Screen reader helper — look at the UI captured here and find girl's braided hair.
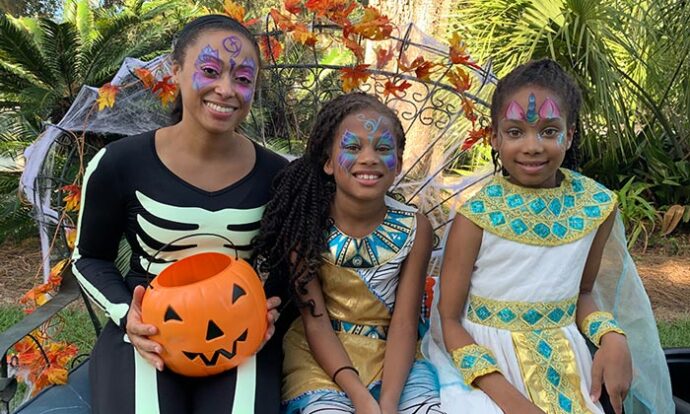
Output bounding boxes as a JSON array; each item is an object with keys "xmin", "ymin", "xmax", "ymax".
[
  {"xmin": 253, "ymin": 92, "xmax": 405, "ymax": 313},
  {"xmin": 489, "ymin": 58, "xmax": 583, "ymax": 172}
]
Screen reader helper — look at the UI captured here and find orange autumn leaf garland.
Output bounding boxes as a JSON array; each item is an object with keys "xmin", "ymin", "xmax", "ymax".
[
  {"xmin": 224, "ymin": 0, "xmax": 259, "ymax": 27},
  {"xmin": 152, "ymin": 76, "xmax": 178, "ymax": 108},
  {"xmin": 340, "ymin": 64, "xmax": 370, "ymax": 92},
  {"xmin": 134, "ymin": 67, "xmax": 156, "ymax": 89},
  {"xmin": 383, "ymin": 80, "xmax": 412, "ymax": 98},
  {"xmin": 96, "ymin": 83, "xmax": 119, "ymax": 111}
]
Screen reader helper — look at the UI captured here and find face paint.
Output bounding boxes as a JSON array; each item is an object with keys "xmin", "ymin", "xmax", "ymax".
[
  {"xmin": 192, "ymin": 45, "xmax": 221, "ymax": 90},
  {"xmin": 375, "ymin": 130, "xmax": 397, "ymax": 171},
  {"xmin": 525, "ymin": 93, "xmax": 538, "ymax": 124},
  {"xmin": 505, "ymin": 101, "xmax": 525, "ymax": 121},
  {"xmin": 233, "ymin": 57, "xmax": 256, "ymax": 103},
  {"xmin": 539, "ymin": 97, "xmax": 561, "ymax": 120},
  {"xmin": 355, "ymin": 113, "xmax": 398, "ymax": 170},
  {"xmin": 222, "ymin": 35, "xmax": 243, "ymax": 71},
  {"xmin": 356, "ymin": 114, "xmax": 383, "ymax": 135},
  {"xmin": 338, "ymin": 130, "xmax": 360, "ymax": 171},
  {"xmin": 556, "ymin": 131, "xmax": 566, "ymax": 147}
]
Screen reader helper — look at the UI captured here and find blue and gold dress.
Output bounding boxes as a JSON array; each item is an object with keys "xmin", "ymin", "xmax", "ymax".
[
  {"xmin": 282, "ymin": 197, "xmax": 443, "ymax": 414},
  {"xmin": 426, "ymin": 169, "xmax": 619, "ymax": 413}
]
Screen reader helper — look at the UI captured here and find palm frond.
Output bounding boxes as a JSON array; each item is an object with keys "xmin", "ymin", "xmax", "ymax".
[
  {"xmin": 0, "ymin": 14, "xmax": 55, "ymax": 86},
  {"xmin": 40, "ymin": 18, "xmax": 82, "ymax": 100}
]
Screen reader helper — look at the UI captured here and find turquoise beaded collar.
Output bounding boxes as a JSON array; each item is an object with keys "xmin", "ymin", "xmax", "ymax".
[
  {"xmin": 325, "ymin": 207, "xmax": 415, "ymax": 268},
  {"xmin": 460, "ymin": 169, "xmax": 616, "ymax": 246}
]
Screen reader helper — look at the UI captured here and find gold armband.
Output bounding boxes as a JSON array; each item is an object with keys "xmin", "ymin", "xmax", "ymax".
[
  {"xmin": 450, "ymin": 344, "xmax": 501, "ymax": 387},
  {"xmin": 580, "ymin": 311, "xmax": 625, "ymax": 347}
]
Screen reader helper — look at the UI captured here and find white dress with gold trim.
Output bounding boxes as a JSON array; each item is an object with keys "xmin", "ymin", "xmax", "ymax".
[{"xmin": 425, "ymin": 169, "xmax": 621, "ymax": 413}]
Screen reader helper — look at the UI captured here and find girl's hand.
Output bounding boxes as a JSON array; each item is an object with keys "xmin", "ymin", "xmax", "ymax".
[
  {"xmin": 126, "ymin": 285, "xmax": 164, "ymax": 371},
  {"xmin": 352, "ymin": 394, "xmax": 382, "ymax": 414},
  {"xmin": 590, "ymin": 333, "xmax": 632, "ymax": 414},
  {"xmin": 507, "ymin": 400, "xmax": 546, "ymax": 414},
  {"xmin": 257, "ymin": 296, "xmax": 281, "ymax": 352}
]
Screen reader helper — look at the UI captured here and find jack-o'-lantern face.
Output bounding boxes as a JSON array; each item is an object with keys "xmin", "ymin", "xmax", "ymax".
[{"xmin": 141, "ymin": 252, "xmax": 267, "ymax": 377}]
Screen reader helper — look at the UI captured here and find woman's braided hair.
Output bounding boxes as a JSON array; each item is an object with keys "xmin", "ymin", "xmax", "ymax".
[
  {"xmin": 253, "ymin": 92, "xmax": 405, "ymax": 314},
  {"xmin": 489, "ymin": 58, "xmax": 583, "ymax": 173}
]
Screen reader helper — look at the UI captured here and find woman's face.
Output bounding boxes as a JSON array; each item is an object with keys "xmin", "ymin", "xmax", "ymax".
[{"xmin": 173, "ymin": 29, "xmax": 259, "ymax": 135}]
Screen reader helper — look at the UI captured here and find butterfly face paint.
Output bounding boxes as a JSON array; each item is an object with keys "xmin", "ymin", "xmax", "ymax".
[
  {"xmin": 192, "ymin": 45, "xmax": 221, "ymax": 90},
  {"xmin": 375, "ymin": 131, "xmax": 397, "ymax": 171},
  {"xmin": 336, "ymin": 113, "xmax": 398, "ymax": 173},
  {"xmin": 338, "ymin": 130, "xmax": 360, "ymax": 171},
  {"xmin": 234, "ymin": 57, "xmax": 256, "ymax": 103},
  {"xmin": 357, "ymin": 114, "xmax": 398, "ymax": 171}
]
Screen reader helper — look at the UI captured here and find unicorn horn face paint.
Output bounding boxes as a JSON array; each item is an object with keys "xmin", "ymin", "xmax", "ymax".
[{"xmin": 494, "ymin": 86, "xmax": 571, "ymax": 189}]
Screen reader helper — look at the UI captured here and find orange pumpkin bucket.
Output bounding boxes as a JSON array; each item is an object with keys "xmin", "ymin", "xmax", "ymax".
[{"xmin": 141, "ymin": 252, "xmax": 267, "ymax": 377}]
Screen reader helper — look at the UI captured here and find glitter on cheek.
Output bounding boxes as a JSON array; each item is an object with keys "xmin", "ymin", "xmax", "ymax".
[{"xmin": 556, "ymin": 131, "xmax": 566, "ymax": 147}]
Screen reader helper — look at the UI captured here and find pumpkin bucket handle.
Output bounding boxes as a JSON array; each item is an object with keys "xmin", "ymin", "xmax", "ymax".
[{"xmin": 144, "ymin": 232, "xmax": 239, "ymax": 281}]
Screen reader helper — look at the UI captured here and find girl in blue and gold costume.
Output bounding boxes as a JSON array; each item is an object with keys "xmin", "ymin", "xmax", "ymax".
[
  {"xmin": 423, "ymin": 59, "xmax": 674, "ymax": 414},
  {"xmin": 254, "ymin": 92, "xmax": 444, "ymax": 413}
]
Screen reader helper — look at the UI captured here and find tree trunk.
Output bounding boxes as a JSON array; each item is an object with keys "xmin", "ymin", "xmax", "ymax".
[{"xmin": 370, "ymin": 0, "xmax": 453, "ymax": 181}]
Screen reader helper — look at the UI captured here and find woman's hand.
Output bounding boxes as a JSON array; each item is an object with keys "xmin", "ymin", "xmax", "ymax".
[
  {"xmin": 591, "ymin": 333, "xmax": 632, "ymax": 414},
  {"xmin": 126, "ymin": 285, "xmax": 164, "ymax": 371},
  {"xmin": 257, "ymin": 296, "xmax": 281, "ymax": 352}
]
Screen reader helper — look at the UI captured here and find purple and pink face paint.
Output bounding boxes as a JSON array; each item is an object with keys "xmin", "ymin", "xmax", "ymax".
[
  {"xmin": 337, "ymin": 113, "xmax": 398, "ymax": 172},
  {"xmin": 191, "ymin": 36, "xmax": 257, "ymax": 103},
  {"xmin": 504, "ymin": 93, "xmax": 567, "ymax": 146}
]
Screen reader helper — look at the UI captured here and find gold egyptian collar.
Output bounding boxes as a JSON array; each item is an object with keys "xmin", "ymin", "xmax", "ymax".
[{"xmin": 460, "ymin": 169, "xmax": 616, "ymax": 246}]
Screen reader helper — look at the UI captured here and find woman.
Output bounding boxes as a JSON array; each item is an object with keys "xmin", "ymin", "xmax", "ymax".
[{"xmin": 72, "ymin": 15, "xmax": 288, "ymax": 414}]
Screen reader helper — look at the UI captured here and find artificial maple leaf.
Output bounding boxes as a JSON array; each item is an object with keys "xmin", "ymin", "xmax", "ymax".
[
  {"xmin": 447, "ymin": 66, "xmax": 472, "ymax": 93},
  {"xmin": 349, "ymin": 6, "xmax": 393, "ymax": 40},
  {"xmin": 152, "ymin": 76, "xmax": 177, "ymax": 108},
  {"xmin": 284, "ymin": 0, "xmax": 304, "ymax": 14},
  {"xmin": 397, "ymin": 55, "xmax": 438, "ymax": 80},
  {"xmin": 342, "ymin": 35, "xmax": 364, "ymax": 61},
  {"xmin": 96, "ymin": 83, "xmax": 118, "ymax": 111},
  {"xmin": 224, "ymin": 0, "xmax": 259, "ymax": 27},
  {"xmin": 449, "ymin": 32, "xmax": 471, "ymax": 65},
  {"xmin": 61, "ymin": 184, "xmax": 80, "ymax": 212},
  {"xmin": 375, "ymin": 46, "xmax": 395, "ymax": 69},
  {"xmin": 292, "ymin": 23, "xmax": 318, "ymax": 46},
  {"xmin": 134, "ymin": 68, "xmax": 155, "ymax": 89},
  {"xmin": 306, "ymin": 0, "xmax": 355, "ymax": 23},
  {"xmin": 259, "ymin": 35, "xmax": 283, "ymax": 61},
  {"xmin": 340, "ymin": 64, "xmax": 370, "ymax": 92},
  {"xmin": 66, "ymin": 227, "xmax": 76, "ymax": 250},
  {"xmin": 415, "ymin": 60, "xmax": 438, "ymax": 81},
  {"xmin": 383, "ymin": 79, "xmax": 412, "ymax": 98},
  {"xmin": 462, "ymin": 96, "xmax": 478, "ymax": 125},
  {"xmin": 462, "ymin": 126, "xmax": 491, "ymax": 151},
  {"xmin": 270, "ymin": 8, "xmax": 296, "ymax": 32}
]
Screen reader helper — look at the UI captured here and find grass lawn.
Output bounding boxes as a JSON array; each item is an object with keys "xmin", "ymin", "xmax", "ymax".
[{"xmin": 2, "ymin": 304, "xmax": 690, "ymax": 355}]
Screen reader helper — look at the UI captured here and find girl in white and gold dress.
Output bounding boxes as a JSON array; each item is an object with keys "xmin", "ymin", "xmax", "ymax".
[{"xmin": 423, "ymin": 59, "xmax": 674, "ymax": 414}]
